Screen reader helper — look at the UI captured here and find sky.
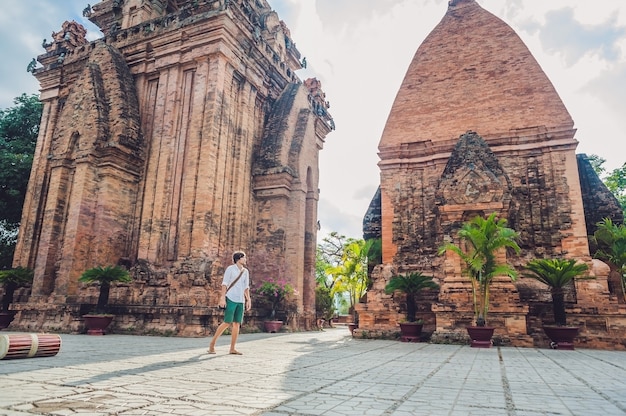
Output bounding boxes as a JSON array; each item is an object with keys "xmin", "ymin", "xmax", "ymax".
[{"xmin": 1, "ymin": 0, "xmax": 625, "ymax": 241}]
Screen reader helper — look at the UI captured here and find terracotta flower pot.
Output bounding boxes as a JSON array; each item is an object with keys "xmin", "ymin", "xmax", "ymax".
[
  {"xmin": 83, "ymin": 314, "xmax": 114, "ymax": 335},
  {"xmin": 264, "ymin": 320, "xmax": 283, "ymax": 333},
  {"xmin": 399, "ymin": 322, "xmax": 423, "ymax": 342},
  {"xmin": 466, "ymin": 326, "xmax": 495, "ymax": 348},
  {"xmin": 542, "ymin": 326, "xmax": 579, "ymax": 350}
]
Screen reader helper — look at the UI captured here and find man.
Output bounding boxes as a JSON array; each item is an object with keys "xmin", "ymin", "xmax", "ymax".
[{"xmin": 208, "ymin": 251, "xmax": 251, "ymax": 355}]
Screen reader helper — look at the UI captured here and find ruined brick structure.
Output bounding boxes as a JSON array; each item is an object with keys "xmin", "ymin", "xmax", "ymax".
[
  {"xmin": 11, "ymin": 0, "xmax": 333, "ymax": 335},
  {"xmin": 359, "ymin": 0, "xmax": 626, "ymax": 349}
]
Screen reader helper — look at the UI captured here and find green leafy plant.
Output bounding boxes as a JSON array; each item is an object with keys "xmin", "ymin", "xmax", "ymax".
[
  {"xmin": 590, "ymin": 218, "xmax": 626, "ymax": 301},
  {"xmin": 255, "ymin": 278, "xmax": 294, "ymax": 319},
  {"xmin": 384, "ymin": 272, "xmax": 439, "ymax": 322},
  {"xmin": 79, "ymin": 265, "xmax": 131, "ymax": 314},
  {"xmin": 438, "ymin": 212, "xmax": 520, "ymax": 326},
  {"xmin": 315, "ymin": 284, "xmax": 335, "ymax": 325},
  {"xmin": 0, "ymin": 266, "xmax": 33, "ymax": 311},
  {"xmin": 523, "ymin": 258, "xmax": 590, "ymax": 326}
]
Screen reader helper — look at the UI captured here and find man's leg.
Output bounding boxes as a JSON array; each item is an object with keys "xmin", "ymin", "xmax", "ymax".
[
  {"xmin": 229, "ymin": 322, "xmax": 241, "ymax": 354},
  {"xmin": 208, "ymin": 322, "xmax": 230, "ymax": 353}
]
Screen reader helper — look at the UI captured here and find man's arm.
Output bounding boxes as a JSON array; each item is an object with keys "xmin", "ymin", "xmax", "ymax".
[
  {"xmin": 244, "ymin": 287, "xmax": 251, "ymax": 311},
  {"xmin": 218, "ymin": 284, "xmax": 227, "ymax": 308}
]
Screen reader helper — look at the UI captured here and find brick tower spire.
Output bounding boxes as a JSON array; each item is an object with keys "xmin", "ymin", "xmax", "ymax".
[{"xmin": 379, "ymin": 0, "xmax": 574, "ymax": 150}]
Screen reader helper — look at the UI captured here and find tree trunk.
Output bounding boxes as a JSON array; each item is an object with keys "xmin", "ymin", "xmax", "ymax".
[
  {"xmin": 97, "ymin": 282, "xmax": 110, "ymax": 312},
  {"xmin": 406, "ymin": 294, "xmax": 417, "ymax": 322},
  {"xmin": 1, "ymin": 281, "xmax": 17, "ymax": 311},
  {"xmin": 551, "ymin": 288, "xmax": 566, "ymax": 326}
]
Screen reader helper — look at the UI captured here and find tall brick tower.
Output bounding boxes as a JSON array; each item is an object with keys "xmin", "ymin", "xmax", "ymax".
[
  {"xmin": 12, "ymin": 0, "xmax": 333, "ymax": 334},
  {"xmin": 359, "ymin": 0, "xmax": 626, "ymax": 348}
]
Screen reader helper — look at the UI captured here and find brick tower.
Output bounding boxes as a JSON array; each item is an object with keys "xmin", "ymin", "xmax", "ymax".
[
  {"xmin": 359, "ymin": 0, "xmax": 626, "ymax": 348},
  {"xmin": 12, "ymin": 0, "xmax": 333, "ymax": 334}
]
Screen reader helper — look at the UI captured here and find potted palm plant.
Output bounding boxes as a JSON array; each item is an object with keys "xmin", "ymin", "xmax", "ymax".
[
  {"xmin": 438, "ymin": 212, "xmax": 520, "ymax": 347},
  {"xmin": 79, "ymin": 265, "xmax": 132, "ymax": 335},
  {"xmin": 523, "ymin": 258, "xmax": 589, "ymax": 349},
  {"xmin": 0, "ymin": 267, "xmax": 33, "ymax": 329},
  {"xmin": 384, "ymin": 272, "xmax": 439, "ymax": 342}
]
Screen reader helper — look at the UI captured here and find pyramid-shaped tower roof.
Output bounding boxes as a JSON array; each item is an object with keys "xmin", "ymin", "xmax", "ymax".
[{"xmin": 379, "ymin": 0, "xmax": 574, "ymax": 150}]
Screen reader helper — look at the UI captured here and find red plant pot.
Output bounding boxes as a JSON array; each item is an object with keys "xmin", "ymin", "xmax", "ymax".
[
  {"xmin": 83, "ymin": 314, "xmax": 114, "ymax": 335},
  {"xmin": 399, "ymin": 322, "xmax": 423, "ymax": 342},
  {"xmin": 264, "ymin": 320, "xmax": 283, "ymax": 333},
  {"xmin": 542, "ymin": 326, "xmax": 579, "ymax": 350},
  {"xmin": 466, "ymin": 326, "xmax": 495, "ymax": 348}
]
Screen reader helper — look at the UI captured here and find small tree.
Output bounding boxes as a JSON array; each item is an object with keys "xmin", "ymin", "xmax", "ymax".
[
  {"xmin": 255, "ymin": 278, "xmax": 294, "ymax": 320},
  {"xmin": 590, "ymin": 218, "xmax": 626, "ymax": 301},
  {"xmin": 0, "ymin": 220, "xmax": 19, "ymax": 270},
  {"xmin": 79, "ymin": 265, "xmax": 131, "ymax": 313},
  {"xmin": 438, "ymin": 212, "xmax": 520, "ymax": 326},
  {"xmin": 384, "ymin": 272, "xmax": 439, "ymax": 322},
  {"xmin": 0, "ymin": 94, "xmax": 43, "ymax": 268},
  {"xmin": 315, "ymin": 285, "xmax": 335, "ymax": 327},
  {"xmin": 0, "ymin": 266, "xmax": 33, "ymax": 311},
  {"xmin": 523, "ymin": 258, "xmax": 589, "ymax": 326},
  {"xmin": 326, "ymin": 238, "xmax": 370, "ymax": 323}
]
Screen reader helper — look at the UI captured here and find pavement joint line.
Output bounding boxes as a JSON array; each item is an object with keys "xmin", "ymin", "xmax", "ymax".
[
  {"xmin": 3, "ymin": 329, "xmax": 626, "ymax": 415},
  {"xmin": 537, "ymin": 348, "xmax": 626, "ymax": 414},
  {"xmin": 498, "ymin": 346, "xmax": 516, "ymax": 416},
  {"xmin": 381, "ymin": 344, "xmax": 464, "ymax": 415},
  {"xmin": 254, "ymin": 340, "xmax": 435, "ymax": 415},
  {"xmin": 578, "ymin": 349, "xmax": 626, "ymax": 372}
]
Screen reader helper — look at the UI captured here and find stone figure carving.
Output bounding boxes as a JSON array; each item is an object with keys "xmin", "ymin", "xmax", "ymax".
[{"xmin": 27, "ymin": 58, "xmax": 37, "ymax": 73}]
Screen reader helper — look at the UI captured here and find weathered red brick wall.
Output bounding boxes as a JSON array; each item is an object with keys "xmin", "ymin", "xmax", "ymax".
[
  {"xmin": 11, "ymin": 0, "xmax": 333, "ymax": 335},
  {"xmin": 358, "ymin": 0, "xmax": 626, "ymax": 349}
]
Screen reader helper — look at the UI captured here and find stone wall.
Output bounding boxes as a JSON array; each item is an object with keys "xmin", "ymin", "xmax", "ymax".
[
  {"xmin": 11, "ymin": 0, "xmax": 333, "ymax": 334},
  {"xmin": 358, "ymin": 0, "xmax": 626, "ymax": 349}
]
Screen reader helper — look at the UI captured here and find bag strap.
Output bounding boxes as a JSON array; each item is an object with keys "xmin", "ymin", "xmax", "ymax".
[{"xmin": 226, "ymin": 268, "xmax": 245, "ymax": 293}]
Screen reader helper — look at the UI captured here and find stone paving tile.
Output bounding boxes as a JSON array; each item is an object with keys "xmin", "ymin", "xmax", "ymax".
[
  {"xmin": 0, "ymin": 382, "xmax": 92, "ymax": 408},
  {"xmin": 558, "ymin": 397, "xmax": 625, "ymax": 416},
  {"xmin": 447, "ymin": 405, "xmax": 510, "ymax": 415},
  {"xmin": 185, "ymin": 386, "xmax": 299, "ymax": 409},
  {"xmin": 11, "ymin": 390, "xmax": 166, "ymax": 415},
  {"xmin": 254, "ymin": 375, "xmax": 335, "ymax": 392},
  {"xmin": 169, "ymin": 368, "xmax": 258, "ymax": 386},
  {"xmin": 271, "ymin": 392, "xmax": 396, "ymax": 416},
  {"xmin": 392, "ymin": 401, "xmax": 454, "ymax": 416},
  {"xmin": 0, "ymin": 410, "xmax": 36, "ymax": 416},
  {"xmin": 61, "ymin": 374, "xmax": 156, "ymax": 389},
  {"xmin": 2, "ymin": 368, "xmax": 95, "ymax": 385},
  {"xmin": 108, "ymin": 379, "xmax": 213, "ymax": 399},
  {"xmin": 358, "ymin": 382, "xmax": 416, "ymax": 401},
  {"xmin": 118, "ymin": 399, "xmax": 258, "ymax": 415},
  {"xmin": 2, "ymin": 329, "xmax": 626, "ymax": 415},
  {"xmin": 405, "ymin": 386, "xmax": 462, "ymax": 403}
]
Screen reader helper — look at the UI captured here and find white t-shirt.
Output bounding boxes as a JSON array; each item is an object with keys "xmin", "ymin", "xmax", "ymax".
[{"xmin": 222, "ymin": 264, "xmax": 249, "ymax": 303}]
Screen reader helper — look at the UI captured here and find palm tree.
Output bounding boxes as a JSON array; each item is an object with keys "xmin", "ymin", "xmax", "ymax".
[
  {"xmin": 79, "ymin": 265, "xmax": 131, "ymax": 313},
  {"xmin": 438, "ymin": 212, "xmax": 520, "ymax": 326},
  {"xmin": 523, "ymin": 258, "xmax": 589, "ymax": 326},
  {"xmin": 327, "ymin": 239, "xmax": 370, "ymax": 323},
  {"xmin": 384, "ymin": 272, "xmax": 439, "ymax": 322}
]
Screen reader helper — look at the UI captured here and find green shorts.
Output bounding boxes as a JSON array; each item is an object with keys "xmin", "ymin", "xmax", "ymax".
[{"xmin": 224, "ymin": 297, "xmax": 244, "ymax": 323}]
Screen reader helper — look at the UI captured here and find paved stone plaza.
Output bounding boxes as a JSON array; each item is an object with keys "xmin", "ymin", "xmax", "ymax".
[{"xmin": 1, "ymin": 327, "xmax": 625, "ymax": 415}]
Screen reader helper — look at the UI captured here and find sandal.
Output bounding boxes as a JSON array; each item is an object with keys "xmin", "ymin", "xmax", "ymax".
[
  {"xmin": 229, "ymin": 350, "xmax": 243, "ymax": 355},
  {"xmin": 207, "ymin": 348, "xmax": 216, "ymax": 354}
]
